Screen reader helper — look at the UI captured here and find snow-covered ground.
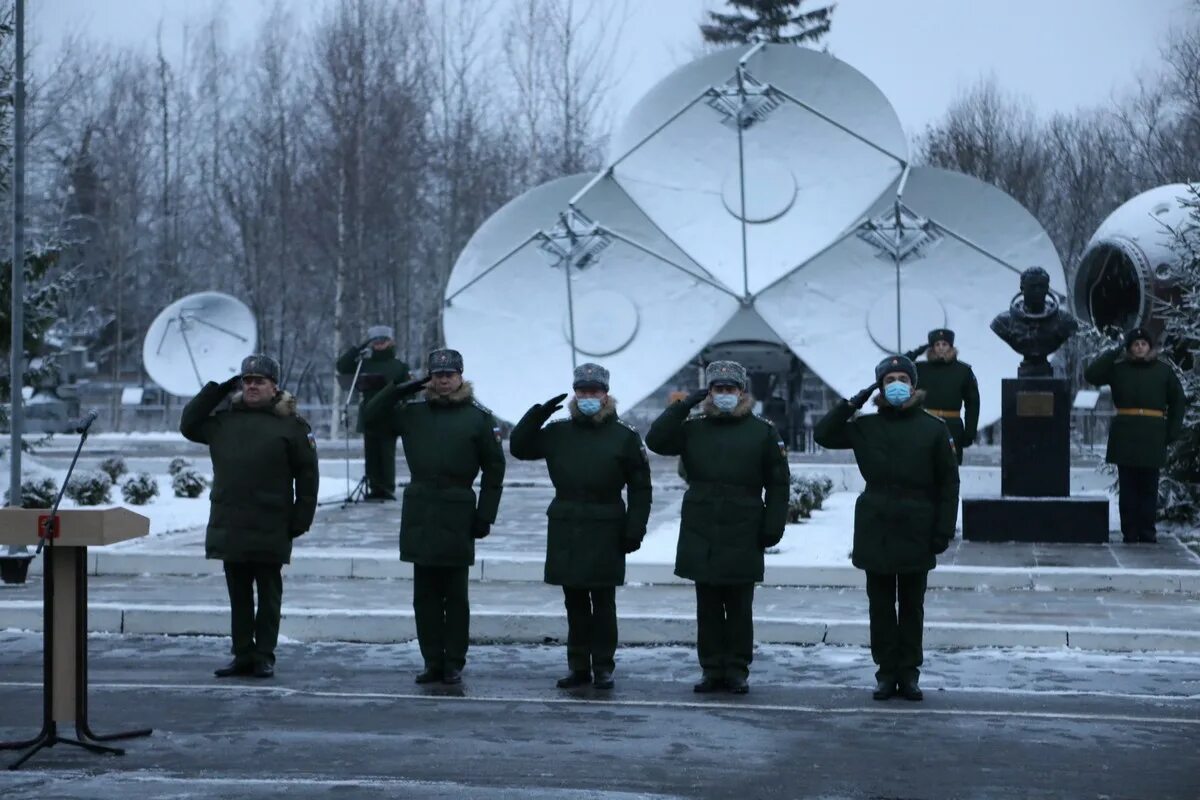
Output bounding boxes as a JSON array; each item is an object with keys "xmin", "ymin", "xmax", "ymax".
[{"xmin": 1, "ymin": 452, "xmax": 350, "ymax": 536}]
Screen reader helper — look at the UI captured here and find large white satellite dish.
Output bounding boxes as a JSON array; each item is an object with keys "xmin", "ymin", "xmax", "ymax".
[
  {"xmin": 1072, "ymin": 183, "xmax": 1195, "ymax": 333},
  {"xmin": 600, "ymin": 43, "xmax": 908, "ymax": 298},
  {"xmin": 143, "ymin": 292, "xmax": 257, "ymax": 397},
  {"xmin": 753, "ymin": 166, "xmax": 1065, "ymax": 428},
  {"xmin": 444, "ymin": 174, "xmax": 740, "ymax": 424}
]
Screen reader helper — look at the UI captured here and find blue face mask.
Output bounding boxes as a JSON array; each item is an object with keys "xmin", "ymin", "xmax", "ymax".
[
  {"xmin": 712, "ymin": 392, "xmax": 740, "ymax": 412},
  {"xmin": 883, "ymin": 382, "xmax": 912, "ymax": 407},
  {"xmin": 576, "ymin": 397, "xmax": 603, "ymax": 416}
]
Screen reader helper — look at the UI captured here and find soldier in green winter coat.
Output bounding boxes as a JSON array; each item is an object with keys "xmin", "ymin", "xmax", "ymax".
[
  {"xmin": 645, "ymin": 361, "xmax": 790, "ymax": 695},
  {"xmin": 363, "ymin": 348, "xmax": 505, "ymax": 685},
  {"xmin": 1084, "ymin": 327, "xmax": 1186, "ymax": 543},
  {"xmin": 180, "ymin": 354, "xmax": 320, "ymax": 679},
  {"xmin": 336, "ymin": 325, "xmax": 410, "ymax": 500},
  {"xmin": 904, "ymin": 329, "xmax": 980, "ymax": 465},
  {"xmin": 814, "ymin": 355, "xmax": 959, "ymax": 702},
  {"xmin": 509, "ymin": 363, "xmax": 653, "ymax": 691}
]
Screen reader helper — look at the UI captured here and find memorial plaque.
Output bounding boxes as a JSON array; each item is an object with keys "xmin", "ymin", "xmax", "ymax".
[{"xmin": 1016, "ymin": 391, "xmax": 1054, "ymax": 417}]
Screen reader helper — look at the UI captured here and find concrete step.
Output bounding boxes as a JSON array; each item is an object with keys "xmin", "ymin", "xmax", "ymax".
[
  {"xmin": 32, "ymin": 548, "xmax": 1200, "ymax": 594},
  {"xmin": 2, "ymin": 574, "xmax": 1198, "ymax": 652}
]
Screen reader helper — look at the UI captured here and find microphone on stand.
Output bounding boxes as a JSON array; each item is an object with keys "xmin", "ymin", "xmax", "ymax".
[{"xmin": 74, "ymin": 409, "xmax": 99, "ymax": 435}]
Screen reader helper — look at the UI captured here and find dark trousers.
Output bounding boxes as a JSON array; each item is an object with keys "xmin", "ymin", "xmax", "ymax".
[
  {"xmin": 865, "ymin": 570, "xmax": 928, "ymax": 683},
  {"xmin": 695, "ymin": 583, "xmax": 755, "ymax": 680},
  {"xmin": 413, "ymin": 564, "xmax": 470, "ymax": 672},
  {"xmin": 1117, "ymin": 466, "xmax": 1160, "ymax": 542},
  {"xmin": 363, "ymin": 432, "xmax": 397, "ymax": 495},
  {"xmin": 223, "ymin": 561, "xmax": 283, "ymax": 666},
  {"xmin": 563, "ymin": 587, "xmax": 617, "ymax": 673}
]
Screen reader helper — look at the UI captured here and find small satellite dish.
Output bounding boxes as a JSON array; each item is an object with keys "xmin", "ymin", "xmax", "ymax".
[
  {"xmin": 1072, "ymin": 183, "xmax": 1194, "ymax": 334},
  {"xmin": 142, "ymin": 292, "xmax": 257, "ymax": 397}
]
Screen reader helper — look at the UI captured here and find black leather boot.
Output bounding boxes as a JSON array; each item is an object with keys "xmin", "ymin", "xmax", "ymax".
[
  {"xmin": 726, "ymin": 675, "xmax": 749, "ymax": 694},
  {"xmin": 415, "ymin": 667, "xmax": 443, "ymax": 684},
  {"xmin": 898, "ymin": 677, "xmax": 923, "ymax": 701},
  {"xmin": 693, "ymin": 676, "xmax": 725, "ymax": 693},
  {"xmin": 441, "ymin": 668, "xmax": 463, "ymax": 685},
  {"xmin": 253, "ymin": 661, "xmax": 275, "ymax": 679},
  {"xmin": 592, "ymin": 670, "xmax": 614, "ymax": 690},
  {"xmin": 556, "ymin": 670, "xmax": 592, "ymax": 689},
  {"xmin": 872, "ymin": 679, "xmax": 897, "ymax": 701},
  {"xmin": 214, "ymin": 659, "xmax": 255, "ymax": 678}
]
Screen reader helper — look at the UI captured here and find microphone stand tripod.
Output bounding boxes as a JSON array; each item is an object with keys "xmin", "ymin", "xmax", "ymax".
[
  {"xmin": 319, "ymin": 348, "xmax": 369, "ymax": 507},
  {"xmin": 1, "ymin": 417, "xmax": 152, "ymax": 770}
]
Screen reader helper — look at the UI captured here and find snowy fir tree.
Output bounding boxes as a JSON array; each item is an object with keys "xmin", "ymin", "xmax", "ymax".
[
  {"xmin": 701, "ymin": 0, "xmax": 834, "ymax": 46},
  {"xmin": 1158, "ymin": 185, "xmax": 1200, "ymax": 523}
]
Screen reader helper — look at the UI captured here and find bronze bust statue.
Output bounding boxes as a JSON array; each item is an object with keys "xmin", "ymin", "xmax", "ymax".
[{"xmin": 990, "ymin": 267, "xmax": 1079, "ymax": 377}]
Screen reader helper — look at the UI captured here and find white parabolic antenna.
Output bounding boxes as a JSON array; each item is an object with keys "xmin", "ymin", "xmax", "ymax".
[
  {"xmin": 143, "ymin": 291, "xmax": 257, "ymax": 397},
  {"xmin": 444, "ymin": 174, "xmax": 740, "ymax": 425},
  {"xmin": 607, "ymin": 43, "xmax": 908, "ymax": 297}
]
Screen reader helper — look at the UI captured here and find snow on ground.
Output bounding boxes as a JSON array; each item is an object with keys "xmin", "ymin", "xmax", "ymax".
[
  {"xmin": 0, "ymin": 452, "xmax": 349, "ymax": 536},
  {"xmin": 630, "ymin": 492, "xmax": 859, "ymax": 568},
  {"xmin": 630, "ymin": 489, "xmax": 1126, "ymax": 568}
]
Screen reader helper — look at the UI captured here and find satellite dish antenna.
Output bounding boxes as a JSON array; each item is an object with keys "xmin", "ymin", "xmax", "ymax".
[
  {"xmin": 754, "ymin": 166, "xmax": 1065, "ymax": 428},
  {"xmin": 601, "ymin": 43, "xmax": 909, "ymax": 298},
  {"xmin": 444, "ymin": 173, "xmax": 739, "ymax": 424},
  {"xmin": 142, "ymin": 292, "xmax": 257, "ymax": 397}
]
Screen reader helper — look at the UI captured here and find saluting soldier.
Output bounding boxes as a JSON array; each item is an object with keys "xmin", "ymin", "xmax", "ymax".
[
  {"xmin": 905, "ymin": 329, "xmax": 980, "ymax": 465},
  {"xmin": 180, "ymin": 355, "xmax": 319, "ymax": 679},
  {"xmin": 336, "ymin": 325, "xmax": 410, "ymax": 500},
  {"xmin": 645, "ymin": 361, "xmax": 790, "ymax": 695},
  {"xmin": 814, "ymin": 355, "xmax": 959, "ymax": 702},
  {"xmin": 509, "ymin": 363, "xmax": 653, "ymax": 691},
  {"xmin": 1084, "ymin": 327, "xmax": 1186, "ymax": 543},
  {"xmin": 363, "ymin": 348, "xmax": 505, "ymax": 684}
]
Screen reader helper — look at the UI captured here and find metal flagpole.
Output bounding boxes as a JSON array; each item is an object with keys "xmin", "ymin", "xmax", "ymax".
[{"xmin": 7, "ymin": 0, "xmax": 26, "ymax": 558}]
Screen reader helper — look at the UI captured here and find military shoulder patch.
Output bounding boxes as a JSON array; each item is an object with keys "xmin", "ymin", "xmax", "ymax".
[{"xmin": 307, "ymin": 431, "xmax": 318, "ymax": 451}]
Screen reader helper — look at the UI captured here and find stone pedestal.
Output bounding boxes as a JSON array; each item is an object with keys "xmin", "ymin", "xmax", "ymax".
[
  {"xmin": 1001, "ymin": 378, "xmax": 1069, "ymax": 497},
  {"xmin": 964, "ymin": 377, "xmax": 1109, "ymax": 543}
]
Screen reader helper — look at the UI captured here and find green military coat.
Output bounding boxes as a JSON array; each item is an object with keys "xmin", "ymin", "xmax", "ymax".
[
  {"xmin": 645, "ymin": 394, "xmax": 790, "ymax": 585},
  {"xmin": 336, "ymin": 344, "xmax": 410, "ymax": 434},
  {"xmin": 363, "ymin": 380, "xmax": 505, "ymax": 567},
  {"xmin": 916, "ymin": 350, "xmax": 980, "ymax": 460},
  {"xmin": 180, "ymin": 383, "xmax": 320, "ymax": 564},
  {"xmin": 1084, "ymin": 348, "xmax": 1186, "ymax": 469},
  {"xmin": 510, "ymin": 396, "xmax": 653, "ymax": 587},
  {"xmin": 814, "ymin": 393, "xmax": 960, "ymax": 574}
]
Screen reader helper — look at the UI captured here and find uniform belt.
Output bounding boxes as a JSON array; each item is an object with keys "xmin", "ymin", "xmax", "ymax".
[
  {"xmin": 411, "ymin": 477, "xmax": 473, "ymax": 489},
  {"xmin": 688, "ymin": 481, "xmax": 761, "ymax": 497},
  {"xmin": 926, "ymin": 409, "xmax": 961, "ymax": 419},
  {"xmin": 556, "ymin": 490, "xmax": 621, "ymax": 503},
  {"xmin": 1115, "ymin": 407, "xmax": 1165, "ymax": 418},
  {"xmin": 865, "ymin": 483, "xmax": 932, "ymax": 500}
]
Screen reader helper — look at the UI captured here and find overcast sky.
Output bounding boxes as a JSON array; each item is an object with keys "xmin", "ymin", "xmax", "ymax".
[{"xmin": 32, "ymin": 0, "xmax": 1193, "ymax": 137}]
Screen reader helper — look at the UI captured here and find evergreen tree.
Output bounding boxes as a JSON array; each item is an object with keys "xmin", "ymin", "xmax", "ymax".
[
  {"xmin": 1159, "ymin": 184, "xmax": 1200, "ymax": 523},
  {"xmin": 701, "ymin": 0, "xmax": 834, "ymax": 46}
]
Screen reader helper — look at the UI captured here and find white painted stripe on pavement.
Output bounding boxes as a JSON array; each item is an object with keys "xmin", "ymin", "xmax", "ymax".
[{"xmin": 1, "ymin": 681, "xmax": 1195, "ymax": 727}]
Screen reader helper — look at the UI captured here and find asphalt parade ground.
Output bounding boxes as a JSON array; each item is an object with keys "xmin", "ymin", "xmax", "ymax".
[{"xmin": 0, "ymin": 633, "xmax": 1197, "ymax": 799}]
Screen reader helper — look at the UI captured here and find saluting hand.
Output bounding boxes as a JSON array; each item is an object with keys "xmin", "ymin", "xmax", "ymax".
[
  {"xmin": 395, "ymin": 375, "xmax": 432, "ymax": 396},
  {"xmin": 902, "ymin": 344, "xmax": 928, "ymax": 361},
  {"xmin": 682, "ymin": 388, "xmax": 709, "ymax": 409},
  {"xmin": 849, "ymin": 384, "xmax": 876, "ymax": 409},
  {"xmin": 218, "ymin": 376, "xmax": 241, "ymax": 395},
  {"xmin": 538, "ymin": 393, "xmax": 569, "ymax": 416}
]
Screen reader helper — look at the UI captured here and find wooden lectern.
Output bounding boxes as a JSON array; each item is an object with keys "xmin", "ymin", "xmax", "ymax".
[{"xmin": 0, "ymin": 507, "xmax": 153, "ymax": 770}]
